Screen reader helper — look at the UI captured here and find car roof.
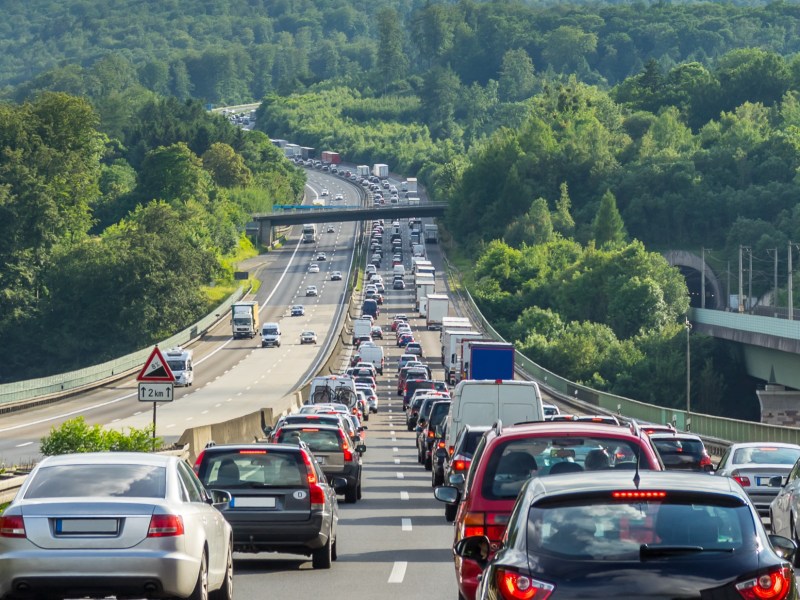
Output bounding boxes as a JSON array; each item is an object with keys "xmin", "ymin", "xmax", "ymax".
[
  {"xmin": 726, "ymin": 442, "xmax": 800, "ymax": 450},
  {"xmin": 648, "ymin": 432, "xmax": 704, "ymax": 442},
  {"xmin": 500, "ymin": 421, "xmax": 638, "ymax": 437},
  {"xmin": 523, "ymin": 470, "xmax": 743, "ymax": 500},
  {"xmin": 279, "ymin": 423, "xmax": 342, "ymax": 432},
  {"xmin": 40, "ymin": 452, "xmax": 173, "ymax": 466}
]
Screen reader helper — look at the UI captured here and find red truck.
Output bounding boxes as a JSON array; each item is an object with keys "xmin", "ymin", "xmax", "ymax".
[{"xmin": 321, "ymin": 151, "xmax": 341, "ymax": 164}]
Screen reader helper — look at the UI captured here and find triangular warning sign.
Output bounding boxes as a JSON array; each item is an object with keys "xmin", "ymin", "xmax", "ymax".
[{"xmin": 137, "ymin": 347, "xmax": 176, "ymax": 382}]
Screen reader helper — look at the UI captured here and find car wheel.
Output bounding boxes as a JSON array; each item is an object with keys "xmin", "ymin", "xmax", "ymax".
[
  {"xmin": 186, "ymin": 551, "xmax": 208, "ymax": 600},
  {"xmin": 407, "ymin": 424, "xmax": 414, "ymax": 432},
  {"xmin": 357, "ymin": 483, "xmax": 363, "ymax": 500},
  {"xmin": 312, "ymin": 530, "xmax": 333, "ymax": 569},
  {"xmin": 345, "ymin": 482, "xmax": 358, "ymax": 504},
  {"xmin": 332, "ymin": 535, "xmax": 338, "ymax": 561},
  {"xmin": 432, "ymin": 467, "xmax": 443, "ymax": 487},
  {"xmin": 210, "ymin": 544, "xmax": 233, "ymax": 600},
  {"xmin": 424, "ymin": 456, "xmax": 432, "ymax": 471},
  {"xmin": 445, "ymin": 502, "xmax": 458, "ymax": 522}
]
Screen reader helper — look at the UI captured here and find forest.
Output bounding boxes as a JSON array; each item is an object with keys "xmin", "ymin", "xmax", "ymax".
[{"xmin": 5, "ymin": 0, "xmax": 800, "ymax": 417}]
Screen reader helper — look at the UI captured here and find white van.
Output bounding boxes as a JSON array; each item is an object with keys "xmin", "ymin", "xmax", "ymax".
[
  {"xmin": 393, "ymin": 264, "xmax": 406, "ymax": 278},
  {"xmin": 352, "ymin": 318, "xmax": 373, "ymax": 344},
  {"xmin": 261, "ymin": 322, "xmax": 281, "ymax": 348},
  {"xmin": 356, "ymin": 344, "xmax": 385, "ymax": 375},
  {"xmin": 444, "ymin": 380, "xmax": 544, "ymax": 453},
  {"xmin": 164, "ymin": 347, "xmax": 193, "ymax": 387}
]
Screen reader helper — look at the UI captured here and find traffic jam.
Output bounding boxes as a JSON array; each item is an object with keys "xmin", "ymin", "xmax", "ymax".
[{"xmin": 2, "ymin": 164, "xmax": 800, "ymax": 600}]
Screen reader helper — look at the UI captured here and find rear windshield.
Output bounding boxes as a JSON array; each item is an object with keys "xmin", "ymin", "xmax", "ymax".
[
  {"xmin": 458, "ymin": 430, "xmax": 487, "ymax": 457},
  {"xmin": 732, "ymin": 446, "xmax": 800, "ymax": 465},
  {"xmin": 276, "ymin": 428, "xmax": 342, "ymax": 453},
  {"xmin": 429, "ymin": 402, "xmax": 452, "ymax": 427},
  {"xmin": 526, "ymin": 497, "xmax": 752, "ymax": 559},
  {"xmin": 653, "ymin": 438, "xmax": 706, "ymax": 458},
  {"xmin": 197, "ymin": 450, "xmax": 305, "ymax": 488},
  {"xmin": 482, "ymin": 436, "xmax": 654, "ymax": 500},
  {"xmin": 25, "ymin": 464, "xmax": 166, "ymax": 499},
  {"xmin": 407, "ymin": 380, "xmax": 435, "ymax": 397}
]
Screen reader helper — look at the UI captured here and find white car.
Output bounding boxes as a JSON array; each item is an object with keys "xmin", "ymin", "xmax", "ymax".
[
  {"xmin": 321, "ymin": 188, "xmax": 329, "ymax": 196},
  {"xmin": 300, "ymin": 331, "xmax": 318, "ymax": 344},
  {"xmin": 316, "ymin": 252, "xmax": 327, "ymax": 261},
  {"xmin": 308, "ymin": 263, "xmax": 320, "ymax": 273},
  {"xmin": 331, "ymin": 271, "xmax": 342, "ymax": 281},
  {"xmin": 334, "ymin": 193, "xmax": 344, "ymax": 201},
  {"xmin": 306, "ymin": 286, "xmax": 318, "ymax": 296}
]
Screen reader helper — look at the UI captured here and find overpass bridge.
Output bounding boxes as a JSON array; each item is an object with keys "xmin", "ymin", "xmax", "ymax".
[{"xmin": 250, "ymin": 203, "xmax": 448, "ymax": 245}]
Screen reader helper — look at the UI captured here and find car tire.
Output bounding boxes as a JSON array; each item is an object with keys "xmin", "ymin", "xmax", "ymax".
[
  {"xmin": 186, "ymin": 551, "xmax": 208, "ymax": 600},
  {"xmin": 210, "ymin": 545, "xmax": 233, "ymax": 600},
  {"xmin": 312, "ymin": 531, "xmax": 333, "ymax": 569},
  {"xmin": 357, "ymin": 483, "xmax": 363, "ymax": 500},
  {"xmin": 445, "ymin": 502, "xmax": 458, "ymax": 522},
  {"xmin": 432, "ymin": 467, "xmax": 443, "ymax": 487},
  {"xmin": 407, "ymin": 424, "xmax": 414, "ymax": 432},
  {"xmin": 332, "ymin": 536, "xmax": 338, "ymax": 561},
  {"xmin": 345, "ymin": 482, "xmax": 358, "ymax": 504},
  {"xmin": 424, "ymin": 456, "xmax": 432, "ymax": 471}
]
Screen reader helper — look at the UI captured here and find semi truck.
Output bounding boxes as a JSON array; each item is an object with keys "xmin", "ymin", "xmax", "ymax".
[
  {"xmin": 444, "ymin": 331, "xmax": 484, "ymax": 385},
  {"xmin": 302, "ymin": 223, "xmax": 317, "ymax": 243},
  {"xmin": 284, "ymin": 144, "xmax": 301, "ymax": 158},
  {"xmin": 372, "ymin": 163, "xmax": 389, "ymax": 179},
  {"xmin": 321, "ymin": 150, "xmax": 341, "ymax": 164},
  {"xmin": 231, "ymin": 301, "xmax": 260, "ymax": 339},
  {"xmin": 424, "ymin": 224, "xmax": 439, "ymax": 243},
  {"xmin": 461, "ymin": 341, "xmax": 516, "ymax": 381},
  {"xmin": 356, "ymin": 165, "xmax": 370, "ymax": 177},
  {"xmin": 426, "ymin": 294, "xmax": 450, "ymax": 330}
]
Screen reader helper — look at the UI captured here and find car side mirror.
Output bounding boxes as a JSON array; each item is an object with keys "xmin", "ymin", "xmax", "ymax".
[
  {"xmin": 449, "ymin": 473, "xmax": 466, "ymax": 486},
  {"xmin": 433, "ymin": 486, "xmax": 459, "ymax": 504},
  {"xmin": 330, "ymin": 477, "xmax": 349, "ymax": 494},
  {"xmin": 769, "ymin": 475, "xmax": 784, "ymax": 488},
  {"xmin": 454, "ymin": 536, "xmax": 491, "ymax": 566},
  {"xmin": 207, "ymin": 489, "xmax": 232, "ymax": 508},
  {"xmin": 356, "ymin": 444, "xmax": 367, "ymax": 454},
  {"xmin": 769, "ymin": 534, "xmax": 797, "ymax": 561}
]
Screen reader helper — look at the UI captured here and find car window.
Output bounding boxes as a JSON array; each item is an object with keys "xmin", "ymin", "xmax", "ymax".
[
  {"xmin": 24, "ymin": 464, "xmax": 166, "ymax": 499},
  {"xmin": 732, "ymin": 446, "xmax": 800, "ymax": 465},
  {"xmin": 429, "ymin": 402, "xmax": 452, "ymax": 428},
  {"xmin": 178, "ymin": 460, "xmax": 205, "ymax": 502},
  {"xmin": 197, "ymin": 450, "xmax": 305, "ymax": 487},
  {"xmin": 653, "ymin": 438, "xmax": 705, "ymax": 459},
  {"xmin": 527, "ymin": 498, "xmax": 750, "ymax": 559},
  {"xmin": 458, "ymin": 430, "xmax": 487, "ymax": 457},
  {"xmin": 481, "ymin": 437, "xmax": 653, "ymax": 500},
  {"xmin": 276, "ymin": 428, "xmax": 342, "ymax": 453}
]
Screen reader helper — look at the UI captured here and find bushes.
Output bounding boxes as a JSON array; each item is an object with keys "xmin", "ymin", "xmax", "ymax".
[{"xmin": 40, "ymin": 417, "xmax": 159, "ymax": 455}]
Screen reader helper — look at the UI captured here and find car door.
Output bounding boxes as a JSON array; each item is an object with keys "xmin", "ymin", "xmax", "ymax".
[
  {"xmin": 772, "ymin": 458, "xmax": 800, "ymax": 536},
  {"xmin": 178, "ymin": 461, "xmax": 226, "ymax": 581}
]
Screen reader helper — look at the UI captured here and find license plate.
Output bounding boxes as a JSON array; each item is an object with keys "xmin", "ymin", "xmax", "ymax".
[
  {"xmin": 316, "ymin": 456, "xmax": 326, "ymax": 465},
  {"xmin": 232, "ymin": 497, "xmax": 276, "ymax": 508},
  {"xmin": 56, "ymin": 518, "xmax": 118, "ymax": 534},
  {"xmin": 757, "ymin": 476, "xmax": 779, "ymax": 486}
]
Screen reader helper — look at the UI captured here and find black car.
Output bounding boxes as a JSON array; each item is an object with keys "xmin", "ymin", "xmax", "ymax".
[
  {"xmin": 194, "ymin": 443, "xmax": 347, "ymax": 569},
  {"xmin": 393, "ymin": 279, "xmax": 406, "ymax": 290},
  {"xmin": 406, "ymin": 395, "xmax": 428, "ymax": 431},
  {"xmin": 441, "ymin": 425, "xmax": 490, "ymax": 521},
  {"xmin": 419, "ymin": 400, "xmax": 451, "ymax": 470},
  {"xmin": 650, "ymin": 432, "xmax": 715, "ymax": 472},
  {"xmin": 456, "ymin": 471, "xmax": 798, "ymax": 600}
]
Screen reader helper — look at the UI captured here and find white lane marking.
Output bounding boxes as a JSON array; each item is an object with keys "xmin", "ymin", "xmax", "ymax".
[
  {"xmin": 400, "ymin": 491, "xmax": 409, "ymax": 500},
  {"xmin": 166, "ymin": 424, "xmax": 175, "ymax": 428},
  {"xmin": 401, "ymin": 518, "xmax": 412, "ymax": 531},
  {"xmin": 396, "ymin": 472, "xmax": 404, "ymax": 479},
  {"xmin": 15, "ymin": 442, "xmax": 33, "ymax": 448},
  {"xmin": 112, "ymin": 418, "xmax": 121, "ymax": 423},
  {"xmin": 388, "ymin": 561, "xmax": 407, "ymax": 584},
  {"xmin": 392, "ymin": 447, "xmax": 399, "ymax": 453},
  {"xmin": 215, "ymin": 403, "xmax": 222, "ymax": 408},
  {"xmin": 201, "ymin": 410, "xmax": 209, "ymax": 415},
  {"xmin": 394, "ymin": 458, "xmax": 401, "ymax": 465}
]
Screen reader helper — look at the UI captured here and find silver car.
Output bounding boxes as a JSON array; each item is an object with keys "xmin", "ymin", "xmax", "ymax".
[
  {"xmin": 0, "ymin": 452, "xmax": 233, "ymax": 600},
  {"xmin": 715, "ymin": 442, "xmax": 800, "ymax": 516}
]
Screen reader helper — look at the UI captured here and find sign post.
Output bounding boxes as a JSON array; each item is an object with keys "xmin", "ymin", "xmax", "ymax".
[{"xmin": 136, "ymin": 346, "xmax": 176, "ymax": 450}]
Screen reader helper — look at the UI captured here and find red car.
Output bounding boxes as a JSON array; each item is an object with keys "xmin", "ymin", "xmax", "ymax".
[{"xmin": 435, "ymin": 420, "xmax": 663, "ymax": 600}]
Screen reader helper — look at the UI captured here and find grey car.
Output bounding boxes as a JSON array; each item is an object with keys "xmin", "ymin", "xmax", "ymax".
[
  {"xmin": 0, "ymin": 452, "xmax": 233, "ymax": 600},
  {"xmin": 194, "ymin": 443, "xmax": 346, "ymax": 569},
  {"xmin": 715, "ymin": 442, "xmax": 800, "ymax": 516}
]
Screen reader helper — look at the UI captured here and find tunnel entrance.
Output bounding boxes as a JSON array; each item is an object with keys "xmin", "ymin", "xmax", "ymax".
[{"xmin": 678, "ymin": 265, "xmax": 720, "ymax": 309}]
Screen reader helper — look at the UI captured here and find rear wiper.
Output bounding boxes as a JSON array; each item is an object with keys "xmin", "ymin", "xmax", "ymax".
[{"xmin": 640, "ymin": 544, "xmax": 734, "ymax": 558}]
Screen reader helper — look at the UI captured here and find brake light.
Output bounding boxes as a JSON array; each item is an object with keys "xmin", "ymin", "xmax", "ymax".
[
  {"xmin": 239, "ymin": 449, "xmax": 267, "ymax": 454},
  {"xmin": 732, "ymin": 471, "xmax": 751, "ymax": 487},
  {"xmin": 699, "ymin": 454, "xmax": 712, "ymax": 468},
  {"xmin": 496, "ymin": 568, "xmax": 554, "ymax": 600},
  {"xmin": 148, "ymin": 514, "xmax": 184, "ymax": 537},
  {"xmin": 463, "ymin": 512, "xmax": 508, "ymax": 541},
  {"xmin": 449, "ymin": 446, "xmax": 455, "ymax": 456},
  {"xmin": 736, "ymin": 566, "xmax": 793, "ymax": 600},
  {"xmin": 300, "ymin": 450, "xmax": 325, "ymax": 510},
  {"xmin": 0, "ymin": 515, "xmax": 26, "ymax": 538},
  {"xmin": 453, "ymin": 459, "xmax": 471, "ymax": 472},
  {"xmin": 339, "ymin": 431, "xmax": 354, "ymax": 461},
  {"xmin": 611, "ymin": 491, "xmax": 667, "ymax": 500},
  {"xmin": 428, "ymin": 430, "xmax": 435, "ymax": 438},
  {"xmin": 193, "ymin": 450, "xmax": 205, "ymax": 474},
  {"xmin": 437, "ymin": 441, "xmax": 446, "ymax": 450},
  {"xmin": 463, "ymin": 512, "xmax": 485, "ymax": 537}
]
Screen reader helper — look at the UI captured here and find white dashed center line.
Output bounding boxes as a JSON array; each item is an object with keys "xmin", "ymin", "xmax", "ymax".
[
  {"xmin": 388, "ymin": 561, "xmax": 407, "ymax": 583},
  {"xmin": 401, "ymin": 518, "xmax": 412, "ymax": 531}
]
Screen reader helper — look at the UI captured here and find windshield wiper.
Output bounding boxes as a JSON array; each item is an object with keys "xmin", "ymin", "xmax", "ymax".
[{"xmin": 640, "ymin": 544, "xmax": 734, "ymax": 558}]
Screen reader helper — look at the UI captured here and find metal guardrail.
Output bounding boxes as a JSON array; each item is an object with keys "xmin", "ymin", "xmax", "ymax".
[{"xmin": 0, "ymin": 288, "xmax": 246, "ymax": 410}]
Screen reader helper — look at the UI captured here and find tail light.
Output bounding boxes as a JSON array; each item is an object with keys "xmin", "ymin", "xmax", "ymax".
[
  {"xmin": 462, "ymin": 512, "xmax": 509, "ymax": 542},
  {"xmin": 339, "ymin": 431, "xmax": 354, "ymax": 461},
  {"xmin": 0, "ymin": 515, "xmax": 26, "ymax": 538},
  {"xmin": 496, "ymin": 568, "xmax": 555, "ymax": 600},
  {"xmin": 736, "ymin": 566, "xmax": 793, "ymax": 600},
  {"xmin": 453, "ymin": 458, "xmax": 471, "ymax": 472},
  {"xmin": 448, "ymin": 446, "xmax": 455, "ymax": 455},
  {"xmin": 148, "ymin": 514, "xmax": 184, "ymax": 537},
  {"xmin": 437, "ymin": 441, "xmax": 446, "ymax": 450},
  {"xmin": 732, "ymin": 471, "xmax": 751, "ymax": 487},
  {"xmin": 301, "ymin": 450, "xmax": 326, "ymax": 510},
  {"xmin": 193, "ymin": 450, "xmax": 205, "ymax": 474},
  {"xmin": 428, "ymin": 430, "xmax": 435, "ymax": 439},
  {"xmin": 699, "ymin": 454, "xmax": 713, "ymax": 469}
]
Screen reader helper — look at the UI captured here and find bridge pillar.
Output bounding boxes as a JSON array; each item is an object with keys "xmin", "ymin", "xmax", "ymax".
[
  {"xmin": 258, "ymin": 219, "xmax": 273, "ymax": 247},
  {"xmin": 757, "ymin": 384, "xmax": 800, "ymax": 426}
]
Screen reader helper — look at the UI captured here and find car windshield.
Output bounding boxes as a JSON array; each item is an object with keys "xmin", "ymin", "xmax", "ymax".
[
  {"xmin": 527, "ymin": 497, "xmax": 752, "ymax": 559},
  {"xmin": 197, "ymin": 450, "xmax": 305, "ymax": 488},
  {"xmin": 653, "ymin": 438, "xmax": 706, "ymax": 458},
  {"xmin": 732, "ymin": 446, "xmax": 800, "ymax": 465},
  {"xmin": 276, "ymin": 428, "xmax": 342, "ymax": 453},
  {"xmin": 482, "ymin": 437, "xmax": 654, "ymax": 500},
  {"xmin": 25, "ymin": 464, "xmax": 166, "ymax": 499}
]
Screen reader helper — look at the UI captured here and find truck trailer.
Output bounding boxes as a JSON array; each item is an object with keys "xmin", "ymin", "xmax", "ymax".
[
  {"xmin": 461, "ymin": 341, "xmax": 515, "ymax": 381},
  {"xmin": 372, "ymin": 163, "xmax": 389, "ymax": 179},
  {"xmin": 424, "ymin": 224, "xmax": 439, "ymax": 243},
  {"xmin": 321, "ymin": 150, "xmax": 341, "ymax": 164},
  {"xmin": 356, "ymin": 165, "xmax": 370, "ymax": 177},
  {"xmin": 426, "ymin": 294, "xmax": 450, "ymax": 330},
  {"xmin": 231, "ymin": 301, "xmax": 260, "ymax": 339}
]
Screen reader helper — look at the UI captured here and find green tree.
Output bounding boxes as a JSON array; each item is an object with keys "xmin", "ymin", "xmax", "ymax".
[
  {"xmin": 376, "ymin": 7, "xmax": 408, "ymax": 87},
  {"xmin": 552, "ymin": 182, "xmax": 575, "ymax": 236},
  {"xmin": 138, "ymin": 142, "xmax": 213, "ymax": 204},
  {"xmin": 498, "ymin": 48, "xmax": 536, "ymax": 102},
  {"xmin": 592, "ymin": 190, "xmax": 627, "ymax": 247},
  {"xmin": 202, "ymin": 142, "xmax": 253, "ymax": 188}
]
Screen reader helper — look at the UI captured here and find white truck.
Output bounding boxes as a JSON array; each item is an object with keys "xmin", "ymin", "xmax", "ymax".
[
  {"xmin": 302, "ymin": 223, "xmax": 317, "ymax": 243},
  {"xmin": 444, "ymin": 380, "xmax": 544, "ymax": 454},
  {"xmin": 356, "ymin": 165, "xmax": 370, "ymax": 177},
  {"xmin": 231, "ymin": 301, "xmax": 259, "ymax": 339},
  {"xmin": 352, "ymin": 318, "xmax": 373, "ymax": 344},
  {"xmin": 424, "ymin": 224, "xmax": 439, "ymax": 243},
  {"xmin": 404, "ymin": 177, "xmax": 417, "ymax": 194},
  {"xmin": 164, "ymin": 347, "xmax": 194, "ymax": 387},
  {"xmin": 426, "ymin": 294, "xmax": 450, "ymax": 330},
  {"xmin": 412, "ymin": 243, "xmax": 426, "ymax": 258},
  {"xmin": 372, "ymin": 163, "xmax": 389, "ymax": 179},
  {"xmin": 415, "ymin": 276, "xmax": 435, "ymax": 311},
  {"xmin": 445, "ymin": 331, "xmax": 484, "ymax": 385}
]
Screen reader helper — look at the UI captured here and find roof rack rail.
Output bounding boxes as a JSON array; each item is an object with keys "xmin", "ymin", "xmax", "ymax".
[
  {"xmin": 628, "ymin": 419, "xmax": 641, "ymax": 437},
  {"xmin": 492, "ymin": 419, "xmax": 503, "ymax": 436}
]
